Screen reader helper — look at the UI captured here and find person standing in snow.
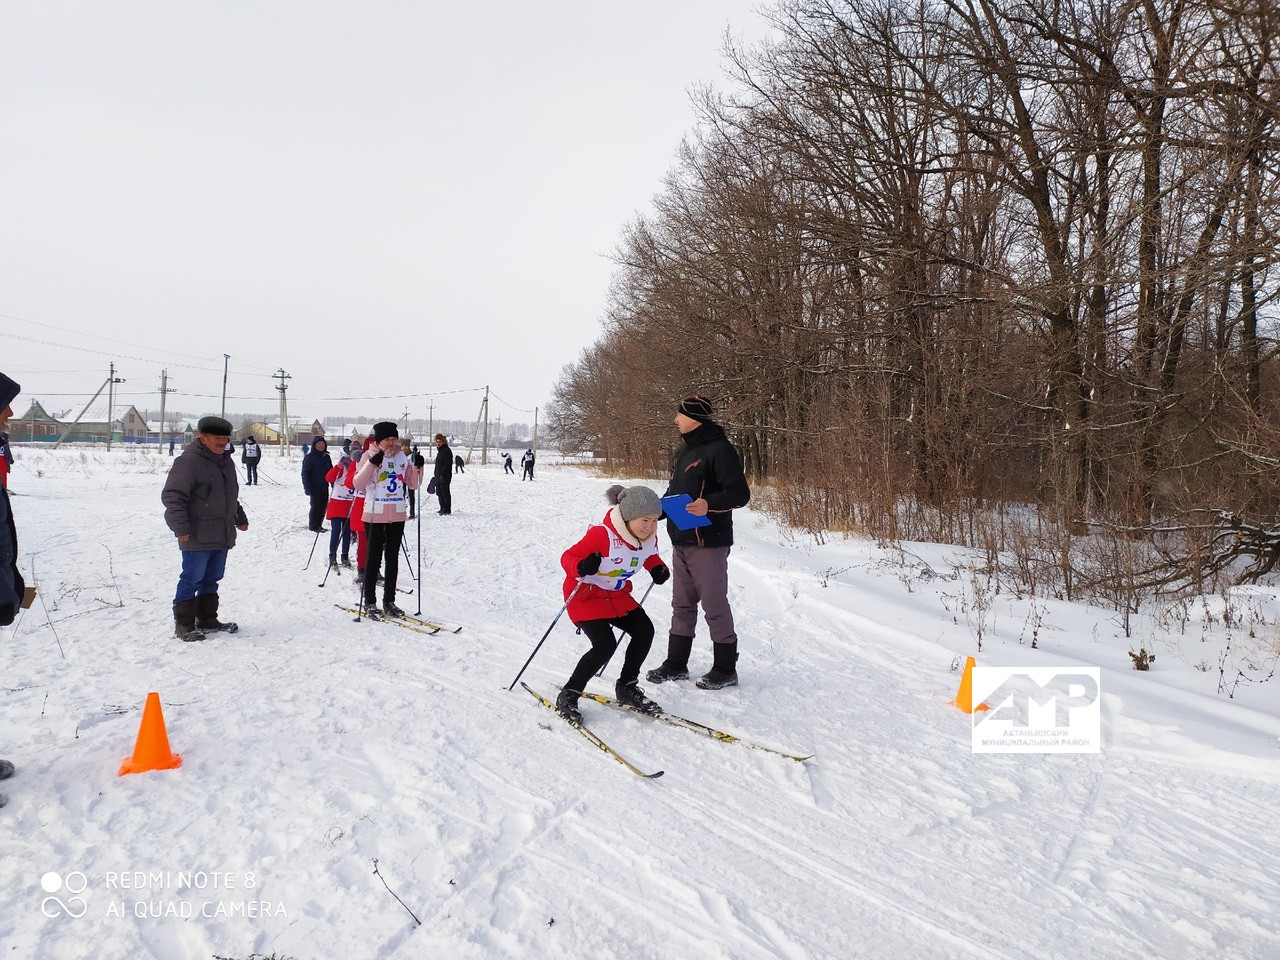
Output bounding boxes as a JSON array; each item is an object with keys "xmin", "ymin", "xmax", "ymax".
[
  {"xmin": 647, "ymin": 395, "xmax": 751, "ymax": 690},
  {"xmin": 161, "ymin": 416, "xmax": 248, "ymax": 641},
  {"xmin": 351, "ymin": 435, "xmax": 375, "ymax": 584},
  {"xmin": 324, "ymin": 445, "xmax": 358, "ymax": 570},
  {"xmin": 301, "ymin": 435, "xmax": 332, "ymax": 532},
  {"xmin": 503, "ymin": 452, "xmax": 514, "ymax": 475},
  {"xmin": 433, "ymin": 433, "xmax": 454, "ymax": 515},
  {"xmin": 454, "ymin": 452, "xmax": 465, "ymax": 474},
  {"xmin": 554, "ymin": 485, "xmax": 671, "ymax": 726},
  {"xmin": 0, "ymin": 373, "xmax": 26, "ymax": 807},
  {"xmin": 0, "ymin": 430, "xmax": 13, "ymax": 489},
  {"xmin": 241, "ymin": 435, "xmax": 261, "ymax": 486},
  {"xmin": 521, "ymin": 448, "xmax": 535, "ymax": 480},
  {"xmin": 353, "ymin": 421, "xmax": 421, "ymax": 616},
  {"xmin": 400, "ymin": 439, "xmax": 417, "ymax": 519}
]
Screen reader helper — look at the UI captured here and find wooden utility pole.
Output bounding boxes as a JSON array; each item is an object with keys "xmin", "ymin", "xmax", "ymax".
[
  {"xmin": 157, "ymin": 370, "xmax": 176, "ymax": 454},
  {"xmin": 106, "ymin": 362, "xmax": 125, "ymax": 450},
  {"xmin": 275, "ymin": 368, "xmax": 291, "ymax": 456}
]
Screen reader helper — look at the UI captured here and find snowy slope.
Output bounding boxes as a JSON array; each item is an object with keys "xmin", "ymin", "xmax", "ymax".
[{"xmin": 1, "ymin": 446, "xmax": 1278, "ymax": 960}]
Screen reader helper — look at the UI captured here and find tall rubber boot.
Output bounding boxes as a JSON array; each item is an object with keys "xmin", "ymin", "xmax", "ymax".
[
  {"xmin": 697, "ymin": 641, "xmax": 738, "ymax": 690},
  {"xmin": 646, "ymin": 634, "xmax": 693, "ymax": 684},
  {"xmin": 196, "ymin": 594, "xmax": 239, "ymax": 634},
  {"xmin": 173, "ymin": 598, "xmax": 205, "ymax": 642}
]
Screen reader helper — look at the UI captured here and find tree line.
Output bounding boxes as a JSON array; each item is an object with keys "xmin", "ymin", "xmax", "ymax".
[{"xmin": 549, "ymin": 0, "xmax": 1280, "ymax": 598}]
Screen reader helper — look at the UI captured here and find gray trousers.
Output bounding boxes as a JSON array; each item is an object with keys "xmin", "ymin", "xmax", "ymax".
[{"xmin": 670, "ymin": 544, "xmax": 737, "ymax": 644}]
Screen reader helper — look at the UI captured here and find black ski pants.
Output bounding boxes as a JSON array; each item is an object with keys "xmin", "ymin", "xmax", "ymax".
[
  {"xmin": 565, "ymin": 606, "xmax": 655, "ymax": 693},
  {"xmin": 308, "ymin": 490, "xmax": 328, "ymax": 531},
  {"xmin": 363, "ymin": 521, "xmax": 406, "ymax": 607}
]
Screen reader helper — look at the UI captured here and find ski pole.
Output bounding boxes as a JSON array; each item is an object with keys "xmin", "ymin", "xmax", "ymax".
[
  {"xmin": 318, "ymin": 497, "xmax": 357, "ymax": 588},
  {"xmin": 595, "ymin": 581, "xmax": 655, "ymax": 678},
  {"xmin": 415, "ymin": 457, "xmax": 423, "ymax": 617},
  {"xmin": 400, "ymin": 536, "xmax": 416, "ymax": 580},
  {"xmin": 507, "ymin": 581, "xmax": 584, "ymax": 691},
  {"xmin": 304, "ymin": 525, "xmax": 322, "ymax": 570}
]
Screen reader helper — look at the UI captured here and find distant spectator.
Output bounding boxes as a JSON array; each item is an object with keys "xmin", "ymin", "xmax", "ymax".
[
  {"xmin": 521, "ymin": 448, "xmax": 535, "ymax": 480},
  {"xmin": 241, "ymin": 436, "xmax": 261, "ymax": 486},
  {"xmin": 434, "ymin": 434, "xmax": 454, "ymax": 515},
  {"xmin": 503, "ymin": 452, "xmax": 514, "ymax": 475},
  {"xmin": 0, "ymin": 431, "xmax": 13, "ymax": 489},
  {"xmin": 454, "ymin": 453, "xmax": 465, "ymax": 475},
  {"xmin": 301, "ymin": 436, "xmax": 332, "ymax": 532}
]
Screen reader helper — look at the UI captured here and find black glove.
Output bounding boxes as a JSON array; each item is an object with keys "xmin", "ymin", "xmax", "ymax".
[
  {"xmin": 576, "ymin": 552, "xmax": 602, "ymax": 577},
  {"xmin": 369, "ymin": 450, "xmax": 385, "ymax": 466},
  {"xmin": 413, "ymin": 453, "xmax": 425, "ymax": 468},
  {"xmin": 649, "ymin": 562, "xmax": 671, "ymax": 585}
]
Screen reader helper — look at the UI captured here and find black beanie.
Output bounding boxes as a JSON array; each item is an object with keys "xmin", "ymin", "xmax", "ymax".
[
  {"xmin": 373, "ymin": 421, "xmax": 399, "ymax": 442},
  {"xmin": 678, "ymin": 395, "xmax": 713, "ymax": 422},
  {"xmin": 0, "ymin": 372, "xmax": 21, "ymax": 410}
]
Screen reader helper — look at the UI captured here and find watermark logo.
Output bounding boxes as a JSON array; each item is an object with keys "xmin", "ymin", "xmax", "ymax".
[
  {"xmin": 41, "ymin": 871, "xmax": 88, "ymax": 918},
  {"xmin": 971, "ymin": 667, "xmax": 1101, "ymax": 753}
]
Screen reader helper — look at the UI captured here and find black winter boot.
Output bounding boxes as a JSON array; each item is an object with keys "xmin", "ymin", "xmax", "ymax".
[
  {"xmin": 196, "ymin": 594, "xmax": 238, "ymax": 634},
  {"xmin": 615, "ymin": 680, "xmax": 662, "ymax": 715},
  {"xmin": 646, "ymin": 634, "xmax": 694, "ymax": 684},
  {"xmin": 173, "ymin": 599, "xmax": 205, "ymax": 642},
  {"xmin": 697, "ymin": 641, "xmax": 738, "ymax": 690},
  {"xmin": 555, "ymin": 688, "xmax": 583, "ymax": 726}
]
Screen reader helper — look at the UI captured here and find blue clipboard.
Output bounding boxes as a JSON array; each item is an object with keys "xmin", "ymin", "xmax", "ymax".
[{"xmin": 662, "ymin": 494, "xmax": 712, "ymax": 530}]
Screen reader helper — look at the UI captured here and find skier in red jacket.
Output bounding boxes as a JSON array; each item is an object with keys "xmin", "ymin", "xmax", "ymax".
[{"xmin": 555, "ymin": 484, "xmax": 671, "ymax": 725}]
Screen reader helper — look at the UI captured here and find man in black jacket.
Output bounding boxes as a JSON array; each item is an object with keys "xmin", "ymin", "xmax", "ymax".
[
  {"xmin": 301, "ymin": 435, "xmax": 332, "ymax": 531},
  {"xmin": 433, "ymin": 433, "xmax": 454, "ymax": 515},
  {"xmin": 162, "ymin": 416, "xmax": 249, "ymax": 640},
  {"xmin": 647, "ymin": 395, "xmax": 751, "ymax": 690}
]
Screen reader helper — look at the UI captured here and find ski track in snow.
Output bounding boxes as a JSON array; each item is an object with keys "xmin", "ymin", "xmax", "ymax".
[{"xmin": 1, "ymin": 447, "xmax": 1279, "ymax": 959}]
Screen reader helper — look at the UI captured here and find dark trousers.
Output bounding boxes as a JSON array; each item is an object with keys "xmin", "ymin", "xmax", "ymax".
[
  {"xmin": 308, "ymin": 490, "xmax": 328, "ymax": 531},
  {"xmin": 565, "ymin": 607, "xmax": 655, "ymax": 692},
  {"xmin": 407, "ymin": 488, "xmax": 416, "ymax": 518},
  {"xmin": 504, "ymin": 461, "xmax": 514, "ymax": 474},
  {"xmin": 670, "ymin": 544, "xmax": 737, "ymax": 644},
  {"xmin": 437, "ymin": 478, "xmax": 452, "ymax": 514},
  {"xmin": 245, "ymin": 460, "xmax": 259, "ymax": 484},
  {"xmin": 522, "ymin": 464, "xmax": 533, "ymax": 480},
  {"xmin": 363, "ymin": 521, "xmax": 406, "ymax": 607},
  {"xmin": 327, "ymin": 516, "xmax": 351, "ymax": 563}
]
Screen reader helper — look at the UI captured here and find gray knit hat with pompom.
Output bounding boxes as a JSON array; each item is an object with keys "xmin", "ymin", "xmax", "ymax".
[{"xmin": 606, "ymin": 484, "xmax": 663, "ymax": 522}]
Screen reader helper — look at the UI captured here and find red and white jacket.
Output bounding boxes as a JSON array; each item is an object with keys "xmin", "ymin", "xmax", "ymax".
[
  {"xmin": 353, "ymin": 448, "xmax": 420, "ymax": 524},
  {"xmin": 324, "ymin": 458, "xmax": 358, "ymax": 520},
  {"xmin": 560, "ymin": 506, "xmax": 665, "ymax": 623}
]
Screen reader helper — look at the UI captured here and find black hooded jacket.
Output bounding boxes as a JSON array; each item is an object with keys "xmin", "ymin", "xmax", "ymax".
[{"xmin": 664, "ymin": 420, "xmax": 751, "ymax": 548}]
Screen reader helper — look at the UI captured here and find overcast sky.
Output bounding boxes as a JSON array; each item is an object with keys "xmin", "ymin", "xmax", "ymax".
[{"xmin": 0, "ymin": 1, "xmax": 772, "ymax": 425}]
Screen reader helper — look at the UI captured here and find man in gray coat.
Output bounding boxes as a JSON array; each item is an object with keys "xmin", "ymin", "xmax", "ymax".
[
  {"xmin": 0, "ymin": 370, "xmax": 25, "ymax": 806},
  {"xmin": 162, "ymin": 416, "xmax": 249, "ymax": 640}
]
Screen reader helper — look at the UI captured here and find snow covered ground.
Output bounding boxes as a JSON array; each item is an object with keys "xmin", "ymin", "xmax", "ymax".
[{"xmin": 1, "ymin": 445, "xmax": 1278, "ymax": 960}]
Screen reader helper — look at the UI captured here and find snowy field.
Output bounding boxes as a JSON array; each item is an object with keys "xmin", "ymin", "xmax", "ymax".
[{"xmin": 1, "ymin": 444, "xmax": 1279, "ymax": 960}]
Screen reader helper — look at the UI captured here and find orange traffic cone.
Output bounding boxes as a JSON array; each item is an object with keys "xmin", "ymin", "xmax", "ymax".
[
  {"xmin": 949, "ymin": 656, "xmax": 990, "ymax": 713},
  {"xmin": 118, "ymin": 692, "xmax": 182, "ymax": 776}
]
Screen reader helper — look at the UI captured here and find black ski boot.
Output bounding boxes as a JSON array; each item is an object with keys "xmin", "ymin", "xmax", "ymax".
[
  {"xmin": 555, "ymin": 688, "xmax": 583, "ymax": 726},
  {"xmin": 697, "ymin": 641, "xmax": 738, "ymax": 690},
  {"xmin": 382, "ymin": 600, "xmax": 406, "ymax": 618},
  {"xmin": 173, "ymin": 599, "xmax": 206, "ymax": 642},
  {"xmin": 615, "ymin": 679, "xmax": 662, "ymax": 715},
  {"xmin": 646, "ymin": 634, "xmax": 693, "ymax": 684},
  {"xmin": 196, "ymin": 594, "xmax": 238, "ymax": 634}
]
